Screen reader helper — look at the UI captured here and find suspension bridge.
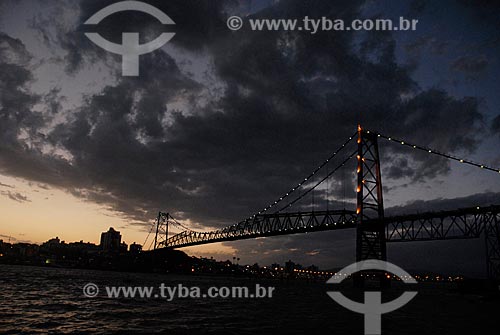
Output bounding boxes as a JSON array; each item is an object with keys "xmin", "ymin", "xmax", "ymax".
[{"xmin": 145, "ymin": 126, "xmax": 500, "ymax": 279}]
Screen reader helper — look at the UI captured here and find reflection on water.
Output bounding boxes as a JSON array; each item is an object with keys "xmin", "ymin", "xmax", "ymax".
[{"xmin": 0, "ymin": 264, "xmax": 498, "ymax": 334}]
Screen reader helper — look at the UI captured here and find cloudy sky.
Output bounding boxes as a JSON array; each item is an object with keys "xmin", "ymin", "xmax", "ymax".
[{"xmin": 0, "ymin": 0, "xmax": 499, "ymax": 276}]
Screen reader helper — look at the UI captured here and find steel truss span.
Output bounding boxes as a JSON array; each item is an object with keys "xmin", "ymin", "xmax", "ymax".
[
  {"xmin": 163, "ymin": 210, "xmax": 358, "ymax": 248},
  {"xmin": 163, "ymin": 205, "xmax": 499, "ymax": 248},
  {"xmin": 385, "ymin": 205, "xmax": 500, "ymax": 242},
  {"xmin": 384, "ymin": 205, "xmax": 500, "ymax": 279}
]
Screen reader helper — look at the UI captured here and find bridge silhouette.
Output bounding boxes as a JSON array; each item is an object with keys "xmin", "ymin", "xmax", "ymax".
[{"xmin": 147, "ymin": 126, "xmax": 500, "ymax": 279}]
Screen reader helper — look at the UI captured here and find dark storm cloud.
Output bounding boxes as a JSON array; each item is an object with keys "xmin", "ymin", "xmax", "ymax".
[
  {"xmin": 0, "ymin": 31, "xmax": 90, "ymax": 192},
  {"xmin": 492, "ymin": 115, "xmax": 500, "ymax": 136},
  {"xmin": 408, "ymin": 0, "xmax": 429, "ymax": 14},
  {"xmin": 456, "ymin": 0, "xmax": 500, "ymax": 29},
  {"xmin": 0, "ymin": 32, "xmax": 32, "ymax": 64},
  {"xmin": 0, "ymin": 0, "xmax": 491, "ymax": 233},
  {"xmin": 0, "ymin": 32, "xmax": 44, "ymax": 165},
  {"xmin": 404, "ymin": 35, "xmax": 448, "ymax": 56},
  {"xmin": 0, "ymin": 190, "xmax": 30, "ymax": 203},
  {"xmin": 386, "ymin": 191, "xmax": 500, "ymax": 215},
  {"xmin": 450, "ymin": 55, "xmax": 489, "ymax": 76},
  {"xmin": 385, "ymin": 156, "xmax": 415, "ymax": 179}
]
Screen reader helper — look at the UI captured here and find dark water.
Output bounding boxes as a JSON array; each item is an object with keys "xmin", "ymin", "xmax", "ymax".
[{"xmin": 0, "ymin": 264, "xmax": 498, "ymax": 334}]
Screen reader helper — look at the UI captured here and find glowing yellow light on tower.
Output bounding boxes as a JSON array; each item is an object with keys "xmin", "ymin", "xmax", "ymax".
[
  {"xmin": 356, "ymin": 186, "xmax": 361, "ymax": 193},
  {"xmin": 356, "ymin": 208, "xmax": 361, "ymax": 214}
]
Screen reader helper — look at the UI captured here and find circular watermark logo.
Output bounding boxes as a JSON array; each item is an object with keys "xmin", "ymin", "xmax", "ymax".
[
  {"xmin": 83, "ymin": 283, "xmax": 99, "ymax": 298},
  {"xmin": 326, "ymin": 260, "xmax": 418, "ymax": 335},
  {"xmin": 227, "ymin": 16, "xmax": 243, "ymax": 31},
  {"xmin": 83, "ymin": 1, "xmax": 175, "ymax": 76}
]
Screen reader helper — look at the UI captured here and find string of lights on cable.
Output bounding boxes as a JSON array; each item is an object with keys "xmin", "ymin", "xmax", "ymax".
[
  {"xmin": 275, "ymin": 150, "xmax": 357, "ymax": 213},
  {"xmin": 244, "ymin": 131, "xmax": 358, "ymax": 220},
  {"xmin": 366, "ymin": 129, "xmax": 500, "ymax": 174}
]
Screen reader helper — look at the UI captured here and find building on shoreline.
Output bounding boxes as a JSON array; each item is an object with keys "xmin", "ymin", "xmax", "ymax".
[{"xmin": 100, "ymin": 227, "xmax": 122, "ymax": 252}]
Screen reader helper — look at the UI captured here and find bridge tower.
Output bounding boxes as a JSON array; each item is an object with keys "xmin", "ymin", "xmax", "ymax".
[
  {"xmin": 356, "ymin": 125, "xmax": 386, "ymax": 261},
  {"xmin": 154, "ymin": 212, "xmax": 169, "ymax": 250}
]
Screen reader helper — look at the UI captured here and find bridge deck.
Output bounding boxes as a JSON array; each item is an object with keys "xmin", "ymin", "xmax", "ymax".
[{"xmin": 164, "ymin": 205, "xmax": 500, "ymax": 248}]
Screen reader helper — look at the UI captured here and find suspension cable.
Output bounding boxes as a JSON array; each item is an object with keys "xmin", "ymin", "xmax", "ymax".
[
  {"xmin": 169, "ymin": 214, "xmax": 193, "ymax": 231},
  {"xmin": 246, "ymin": 131, "xmax": 358, "ymax": 219},
  {"xmin": 142, "ymin": 220, "xmax": 156, "ymax": 248},
  {"xmin": 368, "ymin": 130, "xmax": 500, "ymax": 174},
  {"xmin": 164, "ymin": 132, "xmax": 358, "ymax": 234},
  {"xmin": 275, "ymin": 149, "xmax": 358, "ymax": 213},
  {"xmin": 326, "ymin": 159, "xmax": 329, "ymax": 211}
]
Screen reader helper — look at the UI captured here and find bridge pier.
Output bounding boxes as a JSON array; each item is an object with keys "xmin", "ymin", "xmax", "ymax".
[{"xmin": 356, "ymin": 126, "xmax": 386, "ymax": 262}]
